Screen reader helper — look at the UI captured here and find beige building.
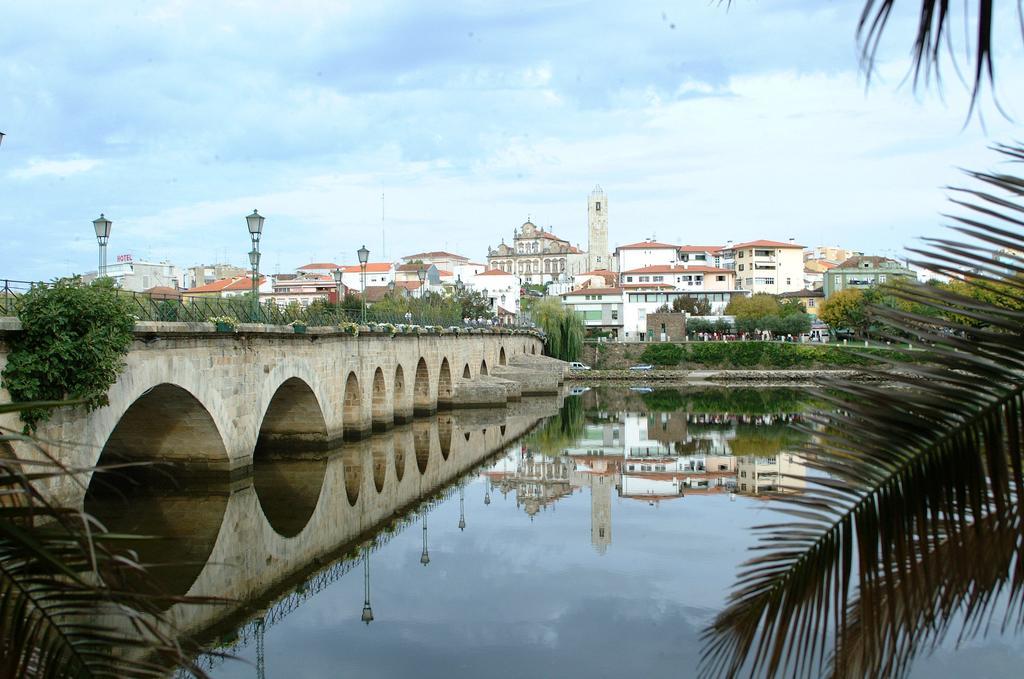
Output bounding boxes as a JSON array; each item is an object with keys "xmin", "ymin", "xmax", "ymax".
[
  {"xmin": 779, "ymin": 288, "xmax": 825, "ymax": 317},
  {"xmin": 720, "ymin": 239, "xmax": 805, "ymax": 295},
  {"xmin": 487, "ymin": 220, "xmax": 585, "ymax": 284},
  {"xmin": 736, "ymin": 453, "xmax": 807, "ymax": 496}
]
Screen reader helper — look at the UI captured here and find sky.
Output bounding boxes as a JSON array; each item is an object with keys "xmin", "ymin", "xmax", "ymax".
[{"xmin": 2, "ymin": 0, "xmax": 1024, "ymax": 280}]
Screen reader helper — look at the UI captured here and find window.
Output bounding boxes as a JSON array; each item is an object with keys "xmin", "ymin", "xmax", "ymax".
[
  {"xmin": 652, "ymin": 275, "xmax": 663, "ymax": 282},
  {"xmin": 786, "ymin": 277, "xmax": 791, "ymax": 285},
  {"xmin": 626, "ymin": 276, "xmax": 634, "ymax": 282},
  {"xmin": 738, "ymin": 251, "xmax": 745, "ymax": 258},
  {"xmin": 611, "ymin": 309, "xmax": 618, "ymax": 320},
  {"xmin": 879, "ymin": 274, "xmax": 887, "ymax": 283},
  {"xmin": 716, "ymin": 275, "xmax": 726, "ymax": 282},
  {"xmin": 807, "ymin": 298, "xmax": 816, "ymax": 308},
  {"xmin": 738, "ymin": 264, "xmax": 745, "ymax": 271},
  {"xmin": 596, "ymin": 201, "xmax": 601, "ymax": 211}
]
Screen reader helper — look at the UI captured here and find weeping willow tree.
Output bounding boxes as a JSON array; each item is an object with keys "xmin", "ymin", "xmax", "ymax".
[
  {"xmin": 530, "ymin": 297, "xmax": 584, "ymax": 361},
  {"xmin": 701, "ymin": 143, "xmax": 1024, "ymax": 677}
]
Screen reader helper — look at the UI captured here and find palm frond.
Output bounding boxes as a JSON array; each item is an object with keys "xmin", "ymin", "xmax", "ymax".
[
  {"xmin": 0, "ymin": 404, "xmax": 215, "ymax": 678},
  {"xmin": 701, "ymin": 142, "xmax": 1024, "ymax": 678}
]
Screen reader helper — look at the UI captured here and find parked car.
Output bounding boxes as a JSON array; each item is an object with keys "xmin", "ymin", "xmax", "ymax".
[
  {"xmin": 569, "ymin": 361, "xmax": 591, "ymax": 370},
  {"xmin": 629, "ymin": 386, "xmax": 654, "ymax": 393},
  {"xmin": 568, "ymin": 386, "xmax": 591, "ymax": 395},
  {"xmin": 629, "ymin": 364, "xmax": 653, "ymax": 371}
]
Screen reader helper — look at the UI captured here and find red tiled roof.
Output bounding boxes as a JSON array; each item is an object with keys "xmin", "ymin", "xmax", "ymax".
[
  {"xmin": 677, "ymin": 245, "xmax": 723, "ymax": 253},
  {"xmin": 726, "ymin": 239, "xmax": 804, "ymax": 250},
  {"xmin": 394, "ymin": 280, "xmax": 422, "ymax": 290},
  {"xmin": 297, "ymin": 262, "xmax": 341, "ymax": 270},
  {"xmin": 622, "ymin": 265, "xmax": 732, "ymax": 274},
  {"xmin": 402, "ymin": 251, "xmax": 469, "ymax": 261},
  {"xmin": 477, "ymin": 268, "xmax": 515, "ymax": 276},
  {"xmin": 339, "ymin": 263, "xmax": 393, "ymax": 273},
  {"xmin": 186, "ymin": 276, "xmax": 266, "ymax": 293},
  {"xmin": 616, "ymin": 240, "xmax": 678, "ymax": 250},
  {"xmin": 436, "ymin": 269, "xmax": 454, "ymax": 277},
  {"xmin": 562, "ymin": 287, "xmax": 623, "ymax": 297}
]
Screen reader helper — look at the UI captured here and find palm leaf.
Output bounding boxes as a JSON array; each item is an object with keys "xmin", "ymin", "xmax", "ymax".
[
  {"xmin": 0, "ymin": 403, "xmax": 215, "ymax": 678},
  {"xmin": 700, "ymin": 142, "xmax": 1024, "ymax": 678}
]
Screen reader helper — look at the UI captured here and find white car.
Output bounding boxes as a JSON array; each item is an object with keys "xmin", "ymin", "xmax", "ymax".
[
  {"xmin": 569, "ymin": 361, "xmax": 591, "ymax": 370},
  {"xmin": 629, "ymin": 364, "xmax": 654, "ymax": 371}
]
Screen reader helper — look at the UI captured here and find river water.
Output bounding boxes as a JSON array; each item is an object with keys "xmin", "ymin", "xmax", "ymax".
[{"xmin": 85, "ymin": 386, "xmax": 1024, "ymax": 678}]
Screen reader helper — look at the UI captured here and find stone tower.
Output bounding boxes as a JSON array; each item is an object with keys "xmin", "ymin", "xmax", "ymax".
[{"xmin": 587, "ymin": 185, "xmax": 609, "ymax": 271}]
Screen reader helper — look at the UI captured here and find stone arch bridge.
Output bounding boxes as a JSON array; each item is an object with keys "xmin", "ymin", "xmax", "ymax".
[{"xmin": 0, "ymin": 321, "xmax": 563, "ymax": 504}]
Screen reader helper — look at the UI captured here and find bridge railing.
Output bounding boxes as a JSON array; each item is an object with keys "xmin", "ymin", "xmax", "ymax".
[{"xmin": 0, "ymin": 279, "xmax": 537, "ymax": 331}]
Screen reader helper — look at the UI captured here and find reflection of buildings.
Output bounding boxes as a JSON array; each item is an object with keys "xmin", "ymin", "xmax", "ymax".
[
  {"xmin": 483, "ymin": 448, "xmax": 575, "ymax": 519},
  {"xmin": 484, "ymin": 404, "xmax": 810, "ymax": 555},
  {"xmin": 736, "ymin": 454, "xmax": 808, "ymax": 495}
]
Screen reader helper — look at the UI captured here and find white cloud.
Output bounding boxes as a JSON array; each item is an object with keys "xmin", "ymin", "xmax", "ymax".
[{"xmin": 9, "ymin": 157, "xmax": 101, "ymax": 180}]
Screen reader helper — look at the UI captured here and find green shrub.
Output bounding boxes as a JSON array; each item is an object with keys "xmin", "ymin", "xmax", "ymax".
[
  {"xmin": 681, "ymin": 341, "xmax": 912, "ymax": 368},
  {"xmin": 2, "ymin": 278, "xmax": 135, "ymax": 430},
  {"xmin": 640, "ymin": 343, "xmax": 684, "ymax": 366}
]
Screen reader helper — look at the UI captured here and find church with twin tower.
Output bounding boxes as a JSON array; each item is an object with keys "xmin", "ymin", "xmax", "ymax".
[{"xmin": 486, "ymin": 185, "xmax": 612, "ymax": 285}]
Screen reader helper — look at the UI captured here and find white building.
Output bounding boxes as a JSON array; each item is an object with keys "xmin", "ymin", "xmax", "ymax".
[
  {"xmin": 719, "ymin": 239, "xmax": 805, "ymax": 295},
  {"xmin": 339, "ymin": 263, "xmax": 394, "ymax": 291},
  {"xmin": 561, "ymin": 287, "xmax": 623, "ymax": 338},
  {"xmin": 475, "ymin": 268, "xmax": 521, "ymax": 317},
  {"xmin": 614, "ymin": 240, "xmax": 681, "ymax": 273},
  {"xmin": 84, "ymin": 255, "xmax": 182, "ymax": 292}
]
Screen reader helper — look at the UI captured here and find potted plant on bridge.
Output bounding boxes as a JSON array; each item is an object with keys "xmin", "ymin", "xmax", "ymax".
[
  {"xmin": 289, "ymin": 320, "xmax": 307, "ymax": 334},
  {"xmin": 210, "ymin": 315, "xmax": 238, "ymax": 333}
]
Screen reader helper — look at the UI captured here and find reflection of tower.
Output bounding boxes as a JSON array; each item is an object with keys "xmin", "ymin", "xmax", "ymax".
[
  {"xmin": 361, "ymin": 549, "xmax": 374, "ymax": 624},
  {"xmin": 588, "ymin": 185, "xmax": 609, "ymax": 271},
  {"xmin": 591, "ymin": 474, "xmax": 612, "ymax": 554}
]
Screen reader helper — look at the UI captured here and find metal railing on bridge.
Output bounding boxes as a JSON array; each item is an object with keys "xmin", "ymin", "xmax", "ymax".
[{"xmin": 0, "ymin": 279, "xmax": 535, "ymax": 331}]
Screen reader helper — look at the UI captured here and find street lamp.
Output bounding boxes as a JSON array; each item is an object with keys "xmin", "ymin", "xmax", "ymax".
[
  {"xmin": 332, "ymin": 267, "xmax": 344, "ymax": 304},
  {"xmin": 419, "ymin": 514, "xmax": 430, "ymax": 566},
  {"xmin": 92, "ymin": 214, "xmax": 112, "ymax": 278},
  {"xmin": 417, "ymin": 266, "xmax": 427, "ymax": 300},
  {"xmin": 246, "ymin": 210, "xmax": 265, "ymax": 322},
  {"xmin": 360, "ymin": 548, "xmax": 374, "ymax": 625},
  {"xmin": 357, "ymin": 244, "xmax": 369, "ymax": 323}
]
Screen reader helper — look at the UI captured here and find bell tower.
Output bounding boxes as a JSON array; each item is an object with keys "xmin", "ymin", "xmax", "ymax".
[{"xmin": 588, "ymin": 185, "xmax": 609, "ymax": 271}]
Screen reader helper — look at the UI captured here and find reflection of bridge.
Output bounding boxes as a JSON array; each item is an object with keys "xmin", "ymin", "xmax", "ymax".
[
  {"xmin": 0, "ymin": 322, "xmax": 564, "ymax": 503},
  {"xmin": 85, "ymin": 398, "xmax": 562, "ymax": 671}
]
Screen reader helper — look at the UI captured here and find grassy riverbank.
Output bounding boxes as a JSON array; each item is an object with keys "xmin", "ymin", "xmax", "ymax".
[{"xmin": 581, "ymin": 341, "xmax": 917, "ymax": 370}]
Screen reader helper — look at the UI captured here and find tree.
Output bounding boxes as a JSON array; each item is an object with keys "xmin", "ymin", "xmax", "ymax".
[
  {"xmin": 819, "ymin": 288, "xmax": 869, "ymax": 336},
  {"xmin": 702, "ymin": 143, "xmax": 1024, "ymax": 678},
  {"xmin": 725, "ymin": 293, "xmax": 781, "ymax": 320},
  {"xmin": 672, "ymin": 295, "xmax": 712, "ymax": 315},
  {"xmin": 531, "ymin": 296, "xmax": 583, "ymax": 361}
]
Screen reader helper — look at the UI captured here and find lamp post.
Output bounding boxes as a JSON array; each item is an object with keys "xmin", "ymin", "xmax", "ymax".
[
  {"xmin": 246, "ymin": 210, "xmax": 265, "ymax": 322},
  {"xmin": 92, "ymin": 214, "xmax": 112, "ymax": 278},
  {"xmin": 419, "ymin": 514, "xmax": 430, "ymax": 566},
  {"xmin": 484, "ymin": 479, "xmax": 491, "ymax": 506},
  {"xmin": 332, "ymin": 267, "xmax": 344, "ymax": 305},
  {"xmin": 360, "ymin": 548, "xmax": 374, "ymax": 625},
  {"xmin": 417, "ymin": 266, "xmax": 427, "ymax": 300},
  {"xmin": 357, "ymin": 244, "xmax": 369, "ymax": 323}
]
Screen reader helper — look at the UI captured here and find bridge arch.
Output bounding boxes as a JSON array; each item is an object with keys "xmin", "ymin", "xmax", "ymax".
[
  {"xmin": 371, "ymin": 367, "xmax": 390, "ymax": 431},
  {"xmin": 437, "ymin": 358, "xmax": 453, "ymax": 409},
  {"xmin": 393, "ymin": 365, "xmax": 408, "ymax": 423},
  {"xmin": 96, "ymin": 383, "xmax": 229, "ymax": 474},
  {"xmin": 342, "ymin": 448, "xmax": 362, "ymax": 506},
  {"xmin": 414, "ymin": 358, "xmax": 433, "ymax": 415},
  {"xmin": 393, "ymin": 435, "xmax": 407, "ymax": 483},
  {"xmin": 344, "ymin": 372, "xmax": 366, "ymax": 440},
  {"xmin": 256, "ymin": 377, "xmax": 329, "ymax": 454}
]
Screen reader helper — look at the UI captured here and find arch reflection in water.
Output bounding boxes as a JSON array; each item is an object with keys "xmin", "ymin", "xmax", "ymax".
[
  {"xmin": 84, "ymin": 475, "xmax": 231, "ymax": 611},
  {"xmin": 86, "ymin": 383, "xmax": 233, "ymax": 607}
]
